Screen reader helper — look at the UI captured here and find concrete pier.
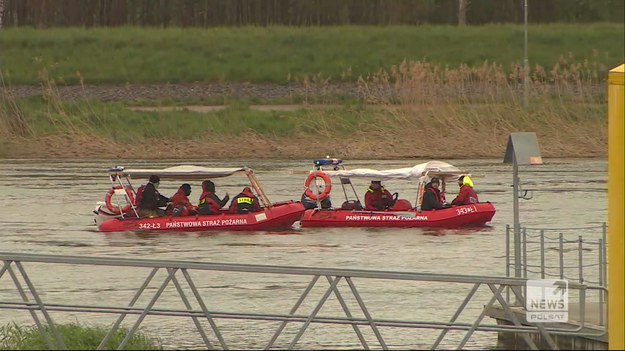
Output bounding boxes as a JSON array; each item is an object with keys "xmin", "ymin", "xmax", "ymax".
[{"xmin": 486, "ymin": 302, "xmax": 607, "ymax": 350}]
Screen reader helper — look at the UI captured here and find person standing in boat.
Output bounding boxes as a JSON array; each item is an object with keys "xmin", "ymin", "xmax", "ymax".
[
  {"xmin": 197, "ymin": 180, "xmax": 230, "ymax": 215},
  {"xmin": 421, "ymin": 177, "xmax": 451, "ymax": 211},
  {"xmin": 230, "ymin": 186, "xmax": 262, "ymax": 213},
  {"xmin": 451, "ymin": 175, "xmax": 479, "ymax": 206},
  {"xmin": 135, "ymin": 175, "xmax": 169, "ymax": 217},
  {"xmin": 364, "ymin": 180, "xmax": 394, "ymax": 211},
  {"xmin": 167, "ymin": 183, "xmax": 198, "ymax": 216}
]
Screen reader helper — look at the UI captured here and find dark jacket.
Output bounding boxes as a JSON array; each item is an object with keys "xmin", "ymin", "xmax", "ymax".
[
  {"xmin": 364, "ymin": 186, "xmax": 393, "ymax": 211},
  {"xmin": 451, "ymin": 185, "xmax": 479, "ymax": 206},
  {"xmin": 136, "ymin": 182, "xmax": 169, "ymax": 210},
  {"xmin": 197, "ymin": 180, "xmax": 229, "ymax": 215},
  {"xmin": 301, "ymin": 192, "xmax": 332, "ymax": 209},
  {"xmin": 421, "ymin": 183, "xmax": 445, "ymax": 211},
  {"xmin": 230, "ymin": 187, "xmax": 261, "ymax": 213}
]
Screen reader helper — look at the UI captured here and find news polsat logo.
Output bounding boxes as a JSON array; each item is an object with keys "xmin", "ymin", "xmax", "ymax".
[{"xmin": 526, "ymin": 279, "xmax": 569, "ymax": 323}]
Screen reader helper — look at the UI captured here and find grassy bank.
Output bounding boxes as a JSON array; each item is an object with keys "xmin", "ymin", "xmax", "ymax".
[
  {"xmin": 0, "ymin": 322, "xmax": 161, "ymax": 350},
  {"xmin": 0, "ymin": 24, "xmax": 622, "ymax": 85},
  {"xmin": 0, "ymin": 24, "xmax": 617, "ymax": 159},
  {"xmin": 0, "ymin": 101, "xmax": 606, "ymax": 159},
  {"xmin": 0, "ymin": 57, "xmax": 607, "ymax": 159}
]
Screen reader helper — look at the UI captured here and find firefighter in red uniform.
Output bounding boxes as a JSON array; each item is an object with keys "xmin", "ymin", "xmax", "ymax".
[
  {"xmin": 197, "ymin": 180, "xmax": 229, "ymax": 215},
  {"xmin": 230, "ymin": 187, "xmax": 261, "ymax": 213},
  {"xmin": 364, "ymin": 180, "xmax": 394, "ymax": 211},
  {"xmin": 168, "ymin": 183, "xmax": 197, "ymax": 216},
  {"xmin": 451, "ymin": 175, "xmax": 479, "ymax": 206}
]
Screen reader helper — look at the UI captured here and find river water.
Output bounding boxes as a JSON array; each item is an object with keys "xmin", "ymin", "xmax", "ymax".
[{"xmin": 0, "ymin": 158, "xmax": 607, "ymax": 349}]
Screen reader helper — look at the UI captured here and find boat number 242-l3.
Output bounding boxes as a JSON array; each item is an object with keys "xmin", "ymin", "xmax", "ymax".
[
  {"xmin": 138, "ymin": 222, "xmax": 161, "ymax": 230},
  {"xmin": 456, "ymin": 205, "xmax": 478, "ymax": 216}
]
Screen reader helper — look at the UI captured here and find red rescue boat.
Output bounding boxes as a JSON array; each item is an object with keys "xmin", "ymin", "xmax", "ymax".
[
  {"xmin": 300, "ymin": 203, "xmax": 496, "ymax": 228},
  {"xmin": 299, "ymin": 159, "xmax": 496, "ymax": 228},
  {"xmin": 94, "ymin": 165, "xmax": 305, "ymax": 232},
  {"xmin": 99, "ymin": 201, "xmax": 304, "ymax": 232}
]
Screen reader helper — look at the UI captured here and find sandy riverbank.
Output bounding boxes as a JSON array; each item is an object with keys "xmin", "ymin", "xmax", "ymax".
[{"xmin": 0, "ymin": 124, "xmax": 606, "ymax": 160}]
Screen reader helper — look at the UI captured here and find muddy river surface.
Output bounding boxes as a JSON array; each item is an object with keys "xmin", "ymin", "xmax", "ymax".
[{"xmin": 0, "ymin": 158, "xmax": 607, "ymax": 349}]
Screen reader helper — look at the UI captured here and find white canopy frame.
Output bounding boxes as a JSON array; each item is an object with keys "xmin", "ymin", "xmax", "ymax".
[
  {"xmin": 107, "ymin": 165, "xmax": 273, "ymax": 212},
  {"xmin": 309, "ymin": 161, "xmax": 469, "ymax": 211}
]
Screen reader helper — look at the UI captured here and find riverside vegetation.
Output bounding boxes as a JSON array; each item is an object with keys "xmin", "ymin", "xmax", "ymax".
[
  {"xmin": 0, "ymin": 24, "xmax": 623, "ymax": 159},
  {"xmin": 0, "ymin": 322, "xmax": 162, "ymax": 350}
]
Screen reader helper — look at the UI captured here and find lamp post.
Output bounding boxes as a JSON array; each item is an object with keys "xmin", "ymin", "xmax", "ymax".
[{"xmin": 523, "ymin": 0, "xmax": 528, "ymax": 108}]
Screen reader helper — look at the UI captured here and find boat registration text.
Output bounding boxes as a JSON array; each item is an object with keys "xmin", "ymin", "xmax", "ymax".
[
  {"xmin": 345, "ymin": 215, "xmax": 428, "ymax": 221},
  {"xmin": 137, "ymin": 219, "xmax": 249, "ymax": 230},
  {"xmin": 456, "ymin": 206, "xmax": 478, "ymax": 215}
]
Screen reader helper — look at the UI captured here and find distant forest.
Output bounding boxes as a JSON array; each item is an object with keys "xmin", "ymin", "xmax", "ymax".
[{"xmin": 1, "ymin": 0, "xmax": 623, "ymax": 28}]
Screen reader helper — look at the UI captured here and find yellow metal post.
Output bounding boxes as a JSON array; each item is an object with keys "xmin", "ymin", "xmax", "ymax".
[{"xmin": 608, "ymin": 63, "xmax": 624, "ymax": 350}]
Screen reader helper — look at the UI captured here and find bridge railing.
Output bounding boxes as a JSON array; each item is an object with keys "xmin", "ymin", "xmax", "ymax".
[
  {"xmin": 505, "ymin": 223, "xmax": 607, "ymax": 325},
  {"xmin": 0, "ymin": 252, "xmax": 605, "ymax": 350}
]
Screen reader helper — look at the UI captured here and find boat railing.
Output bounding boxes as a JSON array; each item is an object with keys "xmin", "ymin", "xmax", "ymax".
[
  {"xmin": 0, "ymin": 252, "xmax": 605, "ymax": 350},
  {"xmin": 505, "ymin": 223, "xmax": 607, "ymax": 325}
]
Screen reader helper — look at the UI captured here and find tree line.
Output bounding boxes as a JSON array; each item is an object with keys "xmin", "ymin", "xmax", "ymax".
[{"xmin": 1, "ymin": 0, "xmax": 623, "ymax": 28}]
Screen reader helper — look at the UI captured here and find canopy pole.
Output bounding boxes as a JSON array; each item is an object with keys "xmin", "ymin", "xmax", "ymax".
[{"xmin": 247, "ymin": 170, "xmax": 272, "ymax": 208}]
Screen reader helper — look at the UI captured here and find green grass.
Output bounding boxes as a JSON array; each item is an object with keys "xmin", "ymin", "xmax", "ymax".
[
  {"xmin": 2, "ymin": 91, "xmax": 606, "ymax": 138},
  {"xmin": 5, "ymin": 96, "xmax": 378, "ymax": 142},
  {"xmin": 0, "ymin": 24, "xmax": 614, "ymax": 159},
  {"xmin": 0, "ymin": 322, "xmax": 162, "ymax": 350},
  {"xmin": 0, "ymin": 89, "xmax": 608, "ymax": 158},
  {"xmin": 0, "ymin": 24, "xmax": 622, "ymax": 85}
]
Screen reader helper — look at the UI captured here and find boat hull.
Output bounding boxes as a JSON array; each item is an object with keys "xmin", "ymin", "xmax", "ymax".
[
  {"xmin": 97, "ymin": 201, "xmax": 305, "ymax": 232},
  {"xmin": 300, "ymin": 202, "xmax": 495, "ymax": 228}
]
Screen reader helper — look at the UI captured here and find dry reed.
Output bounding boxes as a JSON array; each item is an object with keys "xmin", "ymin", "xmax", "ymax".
[
  {"xmin": 0, "ymin": 71, "xmax": 32, "ymax": 138},
  {"xmin": 0, "ymin": 54, "xmax": 609, "ymax": 159},
  {"xmin": 352, "ymin": 54, "xmax": 607, "ymax": 158}
]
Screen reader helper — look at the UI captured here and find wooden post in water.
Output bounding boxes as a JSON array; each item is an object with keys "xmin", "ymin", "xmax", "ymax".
[{"xmin": 607, "ymin": 63, "xmax": 624, "ymax": 350}]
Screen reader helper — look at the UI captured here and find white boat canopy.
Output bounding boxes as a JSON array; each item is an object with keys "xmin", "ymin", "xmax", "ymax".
[
  {"xmin": 107, "ymin": 165, "xmax": 272, "ymax": 207},
  {"xmin": 111, "ymin": 165, "xmax": 251, "ymax": 180},
  {"xmin": 321, "ymin": 161, "xmax": 466, "ymax": 180}
]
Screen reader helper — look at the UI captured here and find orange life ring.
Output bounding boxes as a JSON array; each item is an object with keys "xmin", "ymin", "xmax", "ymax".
[
  {"xmin": 105, "ymin": 185, "xmax": 135, "ymax": 215},
  {"xmin": 304, "ymin": 171, "xmax": 332, "ymax": 201}
]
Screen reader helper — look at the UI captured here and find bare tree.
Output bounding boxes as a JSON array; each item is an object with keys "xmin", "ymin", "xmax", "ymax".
[
  {"xmin": 458, "ymin": 0, "xmax": 470, "ymax": 26},
  {"xmin": 0, "ymin": 0, "xmax": 4, "ymax": 28}
]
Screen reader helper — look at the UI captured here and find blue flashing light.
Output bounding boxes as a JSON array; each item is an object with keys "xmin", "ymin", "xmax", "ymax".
[{"xmin": 314, "ymin": 158, "xmax": 342, "ymax": 166}]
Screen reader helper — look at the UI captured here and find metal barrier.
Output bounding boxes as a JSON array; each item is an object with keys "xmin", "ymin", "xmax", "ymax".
[
  {"xmin": 505, "ymin": 223, "xmax": 607, "ymax": 326},
  {"xmin": 0, "ymin": 252, "xmax": 606, "ymax": 350}
]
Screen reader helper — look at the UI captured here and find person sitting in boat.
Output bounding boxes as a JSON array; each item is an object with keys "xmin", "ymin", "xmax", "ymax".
[
  {"xmin": 197, "ymin": 180, "xmax": 230, "ymax": 215},
  {"xmin": 451, "ymin": 175, "xmax": 479, "ymax": 206},
  {"xmin": 421, "ymin": 177, "xmax": 451, "ymax": 211},
  {"xmin": 364, "ymin": 180, "xmax": 394, "ymax": 211},
  {"xmin": 167, "ymin": 183, "xmax": 198, "ymax": 217},
  {"xmin": 301, "ymin": 190, "xmax": 332, "ymax": 209},
  {"xmin": 135, "ymin": 175, "xmax": 170, "ymax": 217},
  {"xmin": 230, "ymin": 186, "xmax": 262, "ymax": 213}
]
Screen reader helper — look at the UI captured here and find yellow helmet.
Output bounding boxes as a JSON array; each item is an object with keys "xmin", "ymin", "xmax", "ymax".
[{"xmin": 459, "ymin": 175, "xmax": 474, "ymax": 187}]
